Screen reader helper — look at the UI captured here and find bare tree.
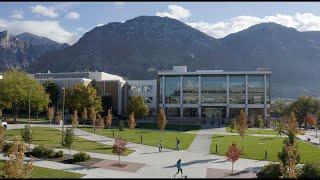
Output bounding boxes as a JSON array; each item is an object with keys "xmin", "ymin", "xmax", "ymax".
[
  {"xmin": 55, "ymin": 110, "xmax": 63, "ymax": 130},
  {"xmin": 96, "ymin": 114, "xmax": 105, "ymax": 133}
]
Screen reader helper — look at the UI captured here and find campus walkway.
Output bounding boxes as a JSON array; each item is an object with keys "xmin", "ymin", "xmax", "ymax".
[{"xmin": 5, "ymin": 124, "xmax": 271, "ymax": 178}]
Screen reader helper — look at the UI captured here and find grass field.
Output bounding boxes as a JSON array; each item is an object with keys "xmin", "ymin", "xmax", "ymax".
[
  {"xmin": 80, "ymin": 127, "xmax": 197, "ymax": 150},
  {"xmin": 6, "ymin": 127, "xmax": 134, "ymax": 156},
  {"xmin": 0, "ymin": 160, "xmax": 84, "ymax": 178},
  {"xmin": 226, "ymin": 127, "xmax": 278, "ymax": 135},
  {"xmin": 210, "ymin": 134, "xmax": 320, "ymax": 164}
]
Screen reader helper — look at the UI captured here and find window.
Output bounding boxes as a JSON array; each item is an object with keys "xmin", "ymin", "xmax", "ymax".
[
  {"xmin": 165, "ymin": 76, "xmax": 181, "ymax": 104},
  {"xmin": 201, "ymin": 76, "xmax": 226, "ymax": 104},
  {"xmin": 229, "ymin": 76, "xmax": 245, "ymax": 104},
  {"xmin": 182, "ymin": 76, "xmax": 199, "ymax": 104}
]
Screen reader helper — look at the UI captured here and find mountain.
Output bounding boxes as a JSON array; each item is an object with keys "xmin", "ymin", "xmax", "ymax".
[
  {"xmin": 26, "ymin": 16, "xmax": 320, "ymax": 98},
  {"xmin": 0, "ymin": 31, "xmax": 68, "ymax": 70}
]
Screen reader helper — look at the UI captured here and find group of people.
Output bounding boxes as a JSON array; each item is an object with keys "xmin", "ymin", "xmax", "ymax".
[{"xmin": 158, "ymin": 137, "xmax": 181, "ymax": 152}]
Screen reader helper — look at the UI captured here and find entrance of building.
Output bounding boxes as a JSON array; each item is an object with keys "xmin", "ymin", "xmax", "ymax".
[{"xmin": 201, "ymin": 107, "xmax": 226, "ymax": 126}]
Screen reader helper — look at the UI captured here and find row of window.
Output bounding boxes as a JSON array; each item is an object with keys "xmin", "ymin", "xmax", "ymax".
[{"xmin": 159, "ymin": 75, "xmax": 270, "ymax": 105}]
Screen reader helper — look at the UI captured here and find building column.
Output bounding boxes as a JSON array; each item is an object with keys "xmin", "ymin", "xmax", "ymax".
[
  {"xmin": 162, "ymin": 76, "xmax": 165, "ymax": 109},
  {"xmin": 264, "ymin": 74, "xmax": 267, "ymax": 120},
  {"xmin": 226, "ymin": 75, "xmax": 230, "ymax": 118},
  {"xmin": 245, "ymin": 75, "xmax": 248, "ymax": 116},
  {"xmin": 180, "ymin": 76, "xmax": 183, "ymax": 119},
  {"xmin": 198, "ymin": 75, "xmax": 201, "ymax": 118}
]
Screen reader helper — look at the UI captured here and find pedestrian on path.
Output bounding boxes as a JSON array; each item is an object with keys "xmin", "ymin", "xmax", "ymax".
[
  {"xmin": 159, "ymin": 140, "xmax": 164, "ymax": 152},
  {"xmin": 176, "ymin": 137, "xmax": 180, "ymax": 151},
  {"xmin": 174, "ymin": 159, "xmax": 183, "ymax": 178}
]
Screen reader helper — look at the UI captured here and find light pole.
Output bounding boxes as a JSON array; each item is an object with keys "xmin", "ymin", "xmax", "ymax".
[
  {"xmin": 61, "ymin": 87, "xmax": 66, "ymax": 143},
  {"xmin": 28, "ymin": 86, "xmax": 31, "ymax": 124}
]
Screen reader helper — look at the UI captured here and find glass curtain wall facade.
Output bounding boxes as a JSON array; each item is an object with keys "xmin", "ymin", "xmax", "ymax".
[
  {"xmin": 229, "ymin": 76, "xmax": 246, "ymax": 104},
  {"xmin": 201, "ymin": 76, "xmax": 227, "ymax": 104},
  {"xmin": 159, "ymin": 71, "xmax": 270, "ymax": 120}
]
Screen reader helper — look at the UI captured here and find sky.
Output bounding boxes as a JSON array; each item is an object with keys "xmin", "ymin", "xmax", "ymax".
[{"xmin": 2, "ymin": 2, "xmax": 320, "ymax": 45}]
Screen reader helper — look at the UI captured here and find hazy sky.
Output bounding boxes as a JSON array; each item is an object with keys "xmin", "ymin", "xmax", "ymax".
[{"xmin": 2, "ymin": 2, "xmax": 320, "ymax": 44}]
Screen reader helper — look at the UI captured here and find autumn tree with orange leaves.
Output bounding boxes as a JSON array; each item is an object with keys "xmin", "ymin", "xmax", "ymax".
[{"xmin": 226, "ymin": 141, "xmax": 241, "ymax": 175}]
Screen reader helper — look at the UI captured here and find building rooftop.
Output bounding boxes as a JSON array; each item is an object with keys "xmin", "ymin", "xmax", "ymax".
[{"xmin": 158, "ymin": 66, "xmax": 271, "ymax": 75}]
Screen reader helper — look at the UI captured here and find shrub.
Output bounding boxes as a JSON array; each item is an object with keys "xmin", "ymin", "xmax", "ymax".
[
  {"xmin": 52, "ymin": 150, "xmax": 64, "ymax": 158},
  {"xmin": 254, "ymin": 115, "xmax": 264, "ymax": 128},
  {"xmin": 72, "ymin": 152, "xmax": 90, "ymax": 162},
  {"xmin": 118, "ymin": 120, "xmax": 125, "ymax": 131},
  {"xmin": 2, "ymin": 142, "xmax": 14, "ymax": 157},
  {"xmin": 31, "ymin": 145, "xmax": 62, "ymax": 158},
  {"xmin": 257, "ymin": 163, "xmax": 282, "ymax": 178},
  {"xmin": 299, "ymin": 163, "xmax": 320, "ymax": 178}
]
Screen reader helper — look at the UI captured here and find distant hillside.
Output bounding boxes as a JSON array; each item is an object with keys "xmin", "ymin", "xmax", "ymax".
[
  {"xmin": 22, "ymin": 16, "xmax": 320, "ymax": 98},
  {"xmin": 0, "ymin": 31, "xmax": 68, "ymax": 70}
]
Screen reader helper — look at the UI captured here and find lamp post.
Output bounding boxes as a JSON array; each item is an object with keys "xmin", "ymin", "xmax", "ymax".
[
  {"xmin": 28, "ymin": 86, "xmax": 31, "ymax": 124},
  {"xmin": 61, "ymin": 86, "xmax": 66, "ymax": 143}
]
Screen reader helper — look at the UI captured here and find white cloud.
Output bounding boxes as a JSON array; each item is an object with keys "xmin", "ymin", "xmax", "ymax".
[
  {"xmin": 0, "ymin": 19, "xmax": 77, "ymax": 44},
  {"xmin": 187, "ymin": 13, "xmax": 320, "ymax": 38},
  {"xmin": 156, "ymin": 5, "xmax": 190, "ymax": 20},
  {"xmin": 31, "ymin": 5, "xmax": 58, "ymax": 18},
  {"xmin": 96, "ymin": 24, "xmax": 104, "ymax": 27},
  {"xmin": 10, "ymin": 9, "xmax": 24, "ymax": 19},
  {"xmin": 114, "ymin": 2, "xmax": 125, "ymax": 5},
  {"xmin": 65, "ymin": 11, "xmax": 80, "ymax": 20}
]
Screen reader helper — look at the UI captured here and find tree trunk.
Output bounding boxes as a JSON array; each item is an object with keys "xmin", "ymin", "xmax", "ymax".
[
  {"xmin": 241, "ymin": 136, "xmax": 244, "ymax": 151},
  {"xmin": 13, "ymin": 105, "xmax": 18, "ymax": 123},
  {"xmin": 304, "ymin": 121, "xmax": 307, "ymax": 130},
  {"xmin": 36, "ymin": 111, "xmax": 39, "ymax": 121}
]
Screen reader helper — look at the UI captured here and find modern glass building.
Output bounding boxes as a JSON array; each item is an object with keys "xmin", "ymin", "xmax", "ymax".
[{"xmin": 157, "ymin": 66, "xmax": 271, "ymax": 122}]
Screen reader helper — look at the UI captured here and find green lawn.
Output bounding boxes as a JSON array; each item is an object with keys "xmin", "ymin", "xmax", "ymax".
[
  {"xmin": 210, "ymin": 134, "xmax": 320, "ymax": 164},
  {"xmin": 6, "ymin": 127, "xmax": 134, "ymax": 156},
  {"xmin": 0, "ymin": 160, "xmax": 84, "ymax": 178},
  {"xmin": 226, "ymin": 127, "xmax": 278, "ymax": 135},
  {"xmin": 80, "ymin": 127, "xmax": 197, "ymax": 150}
]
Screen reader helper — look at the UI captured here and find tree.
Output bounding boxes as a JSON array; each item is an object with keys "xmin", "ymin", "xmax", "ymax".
[
  {"xmin": 42, "ymin": 81, "xmax": 60, "ymax": 107},
  {"xmin": 65, "ymin": 84, "xmax": 102, "ymax": 114},
  {"xmin": 271, "ymin": 100, "xmax": 291, "ymax": 118},
  {"xmin": 157, "ymin": 108, "xmax": 167, "ymax": 142},
  {"xmin": 236, "ymin": 110, "xmax": 247, "ymax": 151},
  {"xmin": 20, "ymin": 124, "xmax": 34, "ymax": 149},
  {"xmin": 47, "ymin": 106, "xmax": 55, "ymax": 126},
  {"xmin": 88, "ymin": 107, "xmax": 97, "ymax": 133},
  {"xmin": 104, "ymin": 109, "xmax": 112, "ymax": 129},
  {"xmin": 127, "ymin": 96, "xmax": 149, "ymax": 118},
  {"xmin": 81, "ymin": 107, "xmax": 88, "ymax": 127},
  {"xmin": 128, "ymin": 112, "xmax": 136, "ymax": 135},
  {"xmin": 0, "ymin": 70, "xmax": 50, "ymax": 122},
  {"xmin": 278, "ymin": 112, "xmax": 300, "ymax": 178},
  {"xmin": 4, "ymin": 137, "xmax": 33, "ymax": 178},
  {"xmin": 71, "ymin": 110, "xmax": 79, "ymax": 128},
  {"xmin": 62, "ymin": 128, "xmax": 74, "ymax": 155},
  {"xmin": 305, "ymin": 114, "xmax": 318, "ymax": 138},
  {"xmin": 226, "ymin": 141, "xmax": 241, "ymax": 175},
  {"xmin": 275, "ymin": 118, "xmax": 285, "ymax": 136},
  {"xmin": 112, "ymin": 137, "xmax": 127, "ymax": 166},
  {"xmin": 229, "ymin": 118, "xmax": 236, "ymax": 133},
  {"xmin": 289, "ymin": 96, "xmax": 320, "ymax": 129}
]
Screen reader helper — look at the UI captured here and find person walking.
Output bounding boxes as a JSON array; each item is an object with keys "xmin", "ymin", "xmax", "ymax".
[
  {"xmin": 176, "ymin": 137, "xmax": 180, "ymax": 151},
  {"xmin": 159, "ymin": 139, "xmax": 164, "ymax": 152},
  {"xmin": 174, "ymin": 159, "xmax": 183, "ymax": 178}
]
